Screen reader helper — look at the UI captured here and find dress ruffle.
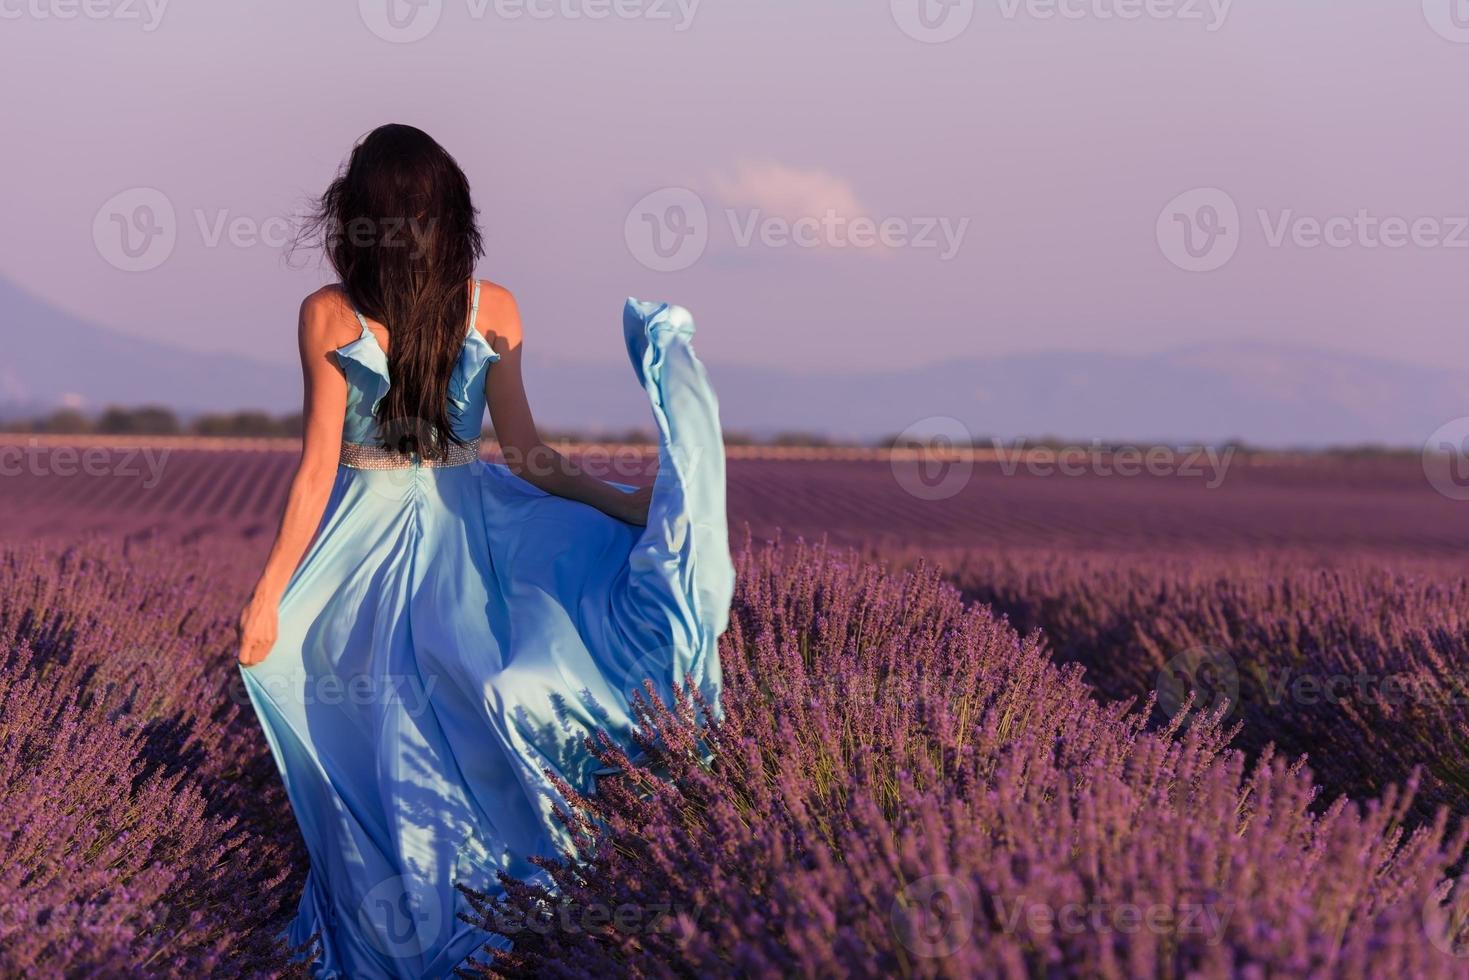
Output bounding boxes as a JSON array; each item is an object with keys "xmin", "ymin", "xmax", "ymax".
[
  {"xmin": 334, "ymin": 332, "xmax": 392, "ymax": 416},
  {"xmin": 449, "ymin": 329, "xmax": 499, "ymax": 418},
  {"xmin": 334, "ymin": 326, "xmax": 500, "ymax": 427}
]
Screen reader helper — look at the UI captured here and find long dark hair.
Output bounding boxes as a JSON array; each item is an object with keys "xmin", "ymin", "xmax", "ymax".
[{"xmin": 303, "ymin": 124, "xmax": 484, "ymax": 457}]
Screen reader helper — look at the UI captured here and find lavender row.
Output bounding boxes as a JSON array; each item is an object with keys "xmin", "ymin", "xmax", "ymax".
[
  {"xmin": 940, "ymin": 549, "xmax": 1469, "ymax": 822},
  {"xmin": 0, "ymin": 541, "xmax": 303, "ymax": 976},
  {"xmin": 460, "ymin": 542, "xmax": 1469, "ymax": 978}
]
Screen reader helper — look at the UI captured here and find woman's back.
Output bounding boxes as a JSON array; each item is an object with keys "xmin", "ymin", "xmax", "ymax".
[{"xmin": 333, "ymin": 278, "xmax": 496, "ymax": 453}]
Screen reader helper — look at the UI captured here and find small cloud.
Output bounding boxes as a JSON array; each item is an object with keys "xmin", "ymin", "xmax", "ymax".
[
  {"xmin": 707, "ymin": 160, "xmax": 894, "ymax": 257},
  {"xmin": 711, "ymin": 160, "xmax": 868, "ymax": 222},
  {"xmin": 61, "ymin": 392, "xmax": 87, "ymax": 409}
]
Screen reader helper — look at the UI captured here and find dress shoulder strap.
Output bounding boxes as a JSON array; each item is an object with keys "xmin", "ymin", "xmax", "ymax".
[
  {"xmin": 344, "ymin": 289, "xmax": 370, "ymax": 337},
  {"xmin": 467, "ymin": 278, "xmax": 481, "ymax": 337}
]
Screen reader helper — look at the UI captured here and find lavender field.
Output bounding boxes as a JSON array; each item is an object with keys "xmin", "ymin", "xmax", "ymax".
[{"xmin": 5, "ymin": 441, "xmax": 1469, "ymax": 976}]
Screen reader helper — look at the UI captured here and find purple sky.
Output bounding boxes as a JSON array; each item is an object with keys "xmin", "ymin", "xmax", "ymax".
[{"xmin": 2, "ymin": 1, "xmax": 1467, "ymax": 376}]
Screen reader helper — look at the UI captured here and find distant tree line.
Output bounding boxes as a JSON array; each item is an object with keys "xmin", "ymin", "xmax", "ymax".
[
  {"xmin": 0, "ymin": 407, "xmax": 1415, "ymax": 455},
  {"xmin": 9, "ymin": 406, "xmax": 305, "ymax": 438},
  {"xmin": 2, "ymin": 409, "xmax": 847, "ymax": 447}
]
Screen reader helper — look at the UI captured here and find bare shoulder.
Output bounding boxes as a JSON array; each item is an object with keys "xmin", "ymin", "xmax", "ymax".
[
  {"xmin": 471, "ymin": 279, "xmax": 523, "ymax": 351},
  {"xmin": 299, "ymin": 284, "xmax": 359, "ymax": 352}
]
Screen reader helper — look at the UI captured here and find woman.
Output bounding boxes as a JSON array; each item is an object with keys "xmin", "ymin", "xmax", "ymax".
[{"xmin": 236, "ymin": 124, "xmax": 732, "ymax": 978}]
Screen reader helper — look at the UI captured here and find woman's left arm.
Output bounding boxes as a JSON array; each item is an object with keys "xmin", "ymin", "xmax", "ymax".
[
  {"xmin": 238, "ymin": 291, "xmax": 349, "ymax": 666},
  {"xmin": 481, "ymin": 285, "xmax": 651, "ymax": 526}
]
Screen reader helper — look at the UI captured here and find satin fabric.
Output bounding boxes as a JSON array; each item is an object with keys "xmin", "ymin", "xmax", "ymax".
[{"xmin": 241, "ymin": 298, "xmax": 732, "ymax": 978}]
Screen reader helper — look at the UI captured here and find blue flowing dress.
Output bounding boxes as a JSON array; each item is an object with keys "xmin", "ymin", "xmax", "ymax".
[{"xmin": 240, "ymin": 284, "xmax": 733, "ymax": 978}]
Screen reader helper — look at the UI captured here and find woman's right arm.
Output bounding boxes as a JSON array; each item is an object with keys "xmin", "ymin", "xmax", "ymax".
[
  {"xmin": 481, "ymin": 285, "xmax": 652, "ymax": 526},
  {"xmin": 237, "ymin": 290, "xmax": 350, "ymax": 666}
]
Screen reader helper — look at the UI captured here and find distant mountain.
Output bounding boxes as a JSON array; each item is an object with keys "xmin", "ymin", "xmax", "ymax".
[
  {"xmin": 541, "ymin": 341, "xmax": 1469, "ymax": 449},
  {"xmin": 2, "ymin": 276, "xmax": 1463, "ymax": 448},
  {"xmin": 0, "ymin": 276, "xmax": 297, "ymax": 414}
]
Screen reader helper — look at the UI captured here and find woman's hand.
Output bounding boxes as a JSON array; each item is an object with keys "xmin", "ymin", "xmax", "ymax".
[
  {"xmin": 618, "ymin": 485, "xmax": 653, "ymax": 527},
  {"xmin": 237, "ymin": 592, "xmax": 281, "ymax": 667}
]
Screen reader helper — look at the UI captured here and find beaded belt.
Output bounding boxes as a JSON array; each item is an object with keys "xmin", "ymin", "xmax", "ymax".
[{"xmin": 339, "ymin": 439, "xmax": 481, "ymax": 470}]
